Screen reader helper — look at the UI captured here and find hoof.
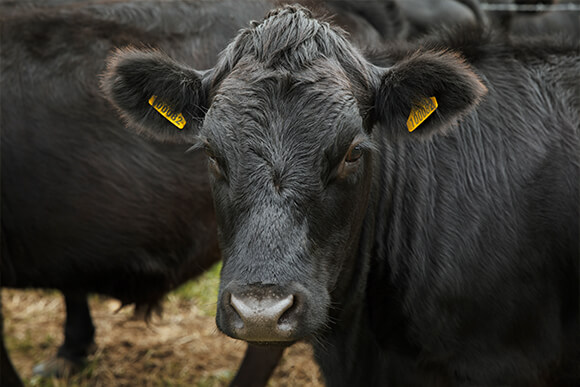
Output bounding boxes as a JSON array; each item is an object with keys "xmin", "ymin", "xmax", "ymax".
[{"xmin": 32, "ymin": 356, "xmax": 85, "ymax": 378}]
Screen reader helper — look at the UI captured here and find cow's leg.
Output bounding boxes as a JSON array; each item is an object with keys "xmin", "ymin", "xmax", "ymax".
[
  {"xmin": 33, "ymin": 292, "xmax": 96, "ymax": 377},
  {"xmin": 1, "ymin": 294, "xmax": 25, "ymax": 387},
  {"xmin": 229, "ymin": 344, "xmax": 284, "ymax": 387},
  {"xmin": 58, "ymin": 292, "xmax": 96, "ymax": 361}
]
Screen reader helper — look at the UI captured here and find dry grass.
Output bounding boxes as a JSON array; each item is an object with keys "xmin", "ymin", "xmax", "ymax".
[{"xmin": 2, "ymin": 264, "xmax": 324, "ymax": 387}]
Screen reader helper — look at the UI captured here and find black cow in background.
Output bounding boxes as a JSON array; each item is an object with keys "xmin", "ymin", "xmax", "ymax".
[
  {"xmin": 104, "ymin": 5, "xmax": 579, "ymax": 387},
  {"xmin": 0, "ymin": 1, "xmax": 273, "ymax": 386},
  {"xmin": 0, "ymin": 1, "xmax": 402, "ymax": 386},
  {"xmin": 395, "ymin": 0, "xmax": 487, "ymax": 38},
  {"xmin": 323, "ymin": 0, "xmax": 488, "ymax": 41},
  {"xmin": 392, "ymin": 0, "xmax": 579, "ymax": 40},
  {"xmin": 480, "ymin": 0, "xmax": 580, "ymax": 37}
]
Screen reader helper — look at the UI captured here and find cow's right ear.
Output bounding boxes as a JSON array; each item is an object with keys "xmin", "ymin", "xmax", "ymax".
[
  {"xmin": 372, "ymin": 49, "xmax": 487, "ymax": 141},
  {"xmin": 101, "ymin": 48, "xmax": 209, "ymax": 143}
]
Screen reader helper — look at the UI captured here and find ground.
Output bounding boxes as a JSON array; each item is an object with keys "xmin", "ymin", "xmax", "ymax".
[{"xmin": 2, "ymin": 264, "xmax": 324, "ymax": 387}]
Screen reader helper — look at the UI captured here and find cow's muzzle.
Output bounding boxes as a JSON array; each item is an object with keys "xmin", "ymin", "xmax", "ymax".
[{"xmin": 218, "ymin": 283, "xmax": 308, "ymax": 343}]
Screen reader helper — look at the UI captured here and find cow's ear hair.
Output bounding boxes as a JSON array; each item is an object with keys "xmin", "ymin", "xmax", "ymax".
[
  {"xmin": 101, "ymin": 48, "xmax": 209, "ymax": 143},
  {"xmin": 373, "ymin": 50, "xmax": 487, "ymax": 140}
]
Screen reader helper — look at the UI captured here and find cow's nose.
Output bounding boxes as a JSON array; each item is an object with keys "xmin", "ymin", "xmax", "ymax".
[
  {"xmin": 231, "ymin": 293, "xmax": 294, "ymax": 337},
  {"xmin": 231, "ymin": 293, "xmax": 294, "ymax": 325},
  {"xmin": 222, "ymin": 286, "xmax": 302, "ymax": 342}
]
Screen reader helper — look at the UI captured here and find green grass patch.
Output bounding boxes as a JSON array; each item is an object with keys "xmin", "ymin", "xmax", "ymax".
[
  {"xmin": 169, "ymin": 262, "xmax": 222, "ymax": 316},
  {"xmin": 195, "ymin": 369, "xmax": 235, "ymax": 387}
]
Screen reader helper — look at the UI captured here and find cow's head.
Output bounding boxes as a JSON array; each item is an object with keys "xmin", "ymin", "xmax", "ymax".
[{"xmin": 102, "ymin": 6, "xmax": 485, "ymax": 344}]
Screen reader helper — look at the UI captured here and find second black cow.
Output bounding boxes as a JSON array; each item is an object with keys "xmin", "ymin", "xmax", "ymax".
[{"xmin": 0, "ymin": 1, "xmax": 282, "ymax": 385}]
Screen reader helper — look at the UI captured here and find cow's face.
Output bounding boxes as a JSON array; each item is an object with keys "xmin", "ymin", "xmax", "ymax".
[
  {"xmin": 102, "ymin": 6, "xmax": 485, "ymax": 345},
  {"xmin": 200, "ymin": 61, "xmax": 376, "ymax": 342}
]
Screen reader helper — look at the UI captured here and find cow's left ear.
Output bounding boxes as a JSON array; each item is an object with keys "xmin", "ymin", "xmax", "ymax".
[
  {"xmin": 101, "ymin": 48, "xmax": 210, "ymax": 144},
  {"xmin": 373, "ymin": 50, "xmax": 487, "ymax": 140}
]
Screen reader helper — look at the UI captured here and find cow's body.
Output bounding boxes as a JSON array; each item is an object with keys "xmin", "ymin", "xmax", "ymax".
[
  {"xmin": 0, "ymin": 1, "xmax": 273, "ymax": 385},
  {"xmin": 103, "ymin": 5, "xmax": 579, "ymax": 387}
]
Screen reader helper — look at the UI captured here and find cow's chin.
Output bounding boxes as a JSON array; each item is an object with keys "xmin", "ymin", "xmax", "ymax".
[{"xmin": 216, "ymin": 309, "xmax": 327, "ymax": 345}]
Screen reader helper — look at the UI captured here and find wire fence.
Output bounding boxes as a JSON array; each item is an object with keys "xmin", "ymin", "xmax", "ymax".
[{"xmin": 480, "ymin": 2, "xmax": 580, "ymax": 12}]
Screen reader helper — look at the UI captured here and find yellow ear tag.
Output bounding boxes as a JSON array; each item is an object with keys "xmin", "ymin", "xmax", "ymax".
[
  {"xmin": 148, "ymin": 95, "xmax": 186, "ymax": 129},
  {"xmin": 406, "ymin": 96, "xmax": 438, "ymax": 132}
]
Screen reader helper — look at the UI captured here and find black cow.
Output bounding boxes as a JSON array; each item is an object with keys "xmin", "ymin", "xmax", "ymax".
[
  {"xmin": 395, "ymin": 0, "xmax": 580, "ymax": 40},
  {"xmin": 396, "ymin": 0, "xmax": 487, "ymax": 38},
  {"xmin": 1, "ymin": 1, "xmax": 397, "ymax": 385},
  {"xmin": 103, "ymin": 5, "xmax": 580, "ymax": 386},
  {"xmin": 484, "ymin": 0, "xmax": 580, "ymax": 38},
  {"xmin": 323, "ymin": 0, "xmax": 488, "ymax": 41}
]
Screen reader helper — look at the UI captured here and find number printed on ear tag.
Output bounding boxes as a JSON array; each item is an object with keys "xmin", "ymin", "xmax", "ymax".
[
  {"xmin": 148, "ymin": 95, "xmax": 186, "ymax": 129},
  {"xmin": 406, "ymin": 96, "xmax": 438, "ymax": 132}
]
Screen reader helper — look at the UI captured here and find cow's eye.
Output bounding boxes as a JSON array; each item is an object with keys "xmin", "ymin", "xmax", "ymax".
[
  {"xmin": 345, "ymin": 144, "xmax": 363, "ymax": 163},
  {"xmin": 332, "ymin": 142, "xmax": 364, "ymax": 181}
]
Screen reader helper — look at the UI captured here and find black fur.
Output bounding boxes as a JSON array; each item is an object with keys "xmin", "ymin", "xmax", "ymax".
[{"xmin": 103, "ymin": 4, "xmax": 580, "ymax": 387}]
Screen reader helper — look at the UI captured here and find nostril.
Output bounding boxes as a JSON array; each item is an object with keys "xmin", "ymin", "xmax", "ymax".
[
  {"xmin": 227, "ymin": 295, "xmax": 244, "ymax": 330},
  {"xmin": 277, "ymin": 293, "xmax": 303, "ymax": 330},
  {"xmin": 229, "ymin": 294, "xmax": 248, "ymax": 321}
]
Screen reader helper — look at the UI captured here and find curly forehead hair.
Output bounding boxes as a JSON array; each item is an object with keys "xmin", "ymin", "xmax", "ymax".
[
  {"xmin": 209, "ymin": 5, "xmax": 373, "ymax": 108},
  {"xmin": 249, "ymin": 5, "xmax": 335, "ymax": 68}
]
